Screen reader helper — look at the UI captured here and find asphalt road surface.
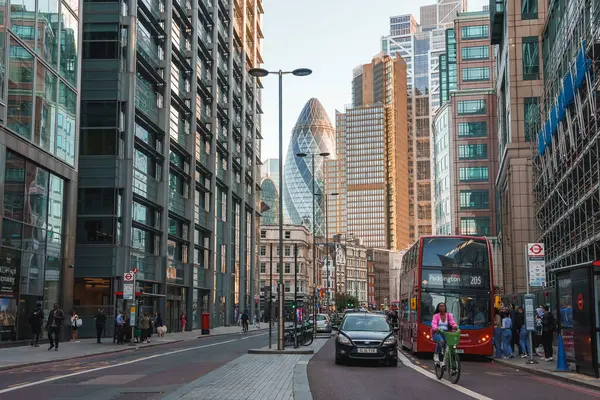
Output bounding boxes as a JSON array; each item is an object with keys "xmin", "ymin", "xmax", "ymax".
[
  {"xmin": 308, "ymin": 338, "xmax": 600, "ymax": 400},
  {"xmin": 0, "ymin": 331, "xmax": 269, "ymax": 400}
]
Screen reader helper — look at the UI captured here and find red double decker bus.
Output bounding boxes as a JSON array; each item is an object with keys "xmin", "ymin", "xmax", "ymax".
[{"xmin": 398, "ymin": 236, "xmax": 494, "ymax": 356}]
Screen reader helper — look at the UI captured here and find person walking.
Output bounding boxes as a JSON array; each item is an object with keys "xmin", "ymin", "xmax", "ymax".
[
  {"xmin": 493, "ymin": 307, "xmax": 502, "ymax": 358},
  {"xmin": 510, "ymin": 304, "xmax": 521, "ymax": 355},
  {"xmin": 541, "ymin": 305, "xmax": 556, "ymax": 361},
  {"xmin": 71, "ymin": 311, "xmax": 80, "ymax": 342},
  {"xmin": 29, "ymin": 304, "xmax": 44, "ymax": 347},
  {"xmin": 180, "ymin": 312, "xmax": 187, "ymax": 332},
  {"xmin": 140, "ymin": 312, "xmax": 151, "ymax": 343},
  {"xmin": 94, "ymin": 308, "xmax": 106, "ymax": 343},
  {"xmin": 515, "ymin": 306, "xmax": 530, "ymax": 358},
  {"xmin": 252, "ymin": 310, "xmax": 259, "ymax": 329},
  {"xmin": 156, "ymin": 312, "xmax": 163, "ymax": 332},
  {"xmin": 46, "ymin": 303, "xmax": 65, "ymax": 351},
  {"xmin": 502, "ymin": 311, "xmax": 513, "ymax": 358}
]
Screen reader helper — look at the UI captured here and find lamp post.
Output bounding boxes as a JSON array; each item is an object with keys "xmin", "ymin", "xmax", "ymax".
[
  {"xmin": 324, "ymin": 192, "xmax": 338, "ymax": 310},
  {"xmin": 296, "ymin": 151, "xmax": 329, "ymax": 334},
  {"xmin": 249, "ymin": 67, "xmax": 312, "ymax": 350}
]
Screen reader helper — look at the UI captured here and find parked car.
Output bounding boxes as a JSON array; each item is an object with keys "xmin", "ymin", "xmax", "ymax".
[{"xmin": 308, "ymin": 314, "xmax": 332, "ymax": 333}]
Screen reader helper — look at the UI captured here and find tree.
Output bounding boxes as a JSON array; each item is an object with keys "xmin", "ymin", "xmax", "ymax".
[{"xmin": 335, "ymin": 293, "xmax": 358, "ymax": 311}]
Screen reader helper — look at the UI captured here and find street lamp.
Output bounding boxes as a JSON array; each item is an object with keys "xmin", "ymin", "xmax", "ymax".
[
  {"xmin": 248, "ymin": 67, "xmax": 312, "ymax": 350},
  {"xmin": 296, "ymin": 151, "xmax": 329, "ymax": 334}
]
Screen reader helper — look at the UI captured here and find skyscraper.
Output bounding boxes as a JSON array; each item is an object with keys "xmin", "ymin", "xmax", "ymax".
[
  {"xmin": 0, "ymin": 0, "xmax": 81, "ymax": 341},
  {"xmin": 327, "ymin": 54, "xmax": 409, "ymax": 250},
  {"xmin": 381, "ymin": 0, "xmax": 467, "ymax": 243},
  {"xmin": 75, "ymin": 0, "xmax": 264, "ymax": 329},
  {"xmin": 283, "ymin": 98, "xmax": 336, "ymax": 238}
]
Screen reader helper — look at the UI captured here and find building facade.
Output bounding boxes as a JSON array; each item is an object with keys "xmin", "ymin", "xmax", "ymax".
[
  {"xmin": 433, "ymin": 12, "xmax": 499, "ymax": 238},
  {"xmin": 75, "ymin": 0, "xmax": 264, "ymax": 332},
  {"xmin": 491, "ymin": 0, "xmax": 546, "ymax": 293},
  {"xmin": 368, "ymin": 248, "xmax": 391, "ymax": 310},
  {"xmin": 283, "ymin": 98, "xmax": 335, "ymax": 238},
  {"xmin": 260, "ymin": 158, "xmax": 279, "ymax": 186},
  {"xmin": 258, "ymin": 224, "xmax": 314, "ymax": 320},
  {"xmin": 381, "ymin": 0, "xmax": 467, "ymax": 244},
  {"xmin": 0, "ymin": 0, "xmax": 81, "ymax": 342},
  {"xmin": 533, "ymin": 0, "xmax": 600, "ymax": 284},
  {"xmin": 328, "ymin": 54, "xmax": 409, "ymax": 250},
  {"xmin": 259, "ymin": 177, "xmax": 278, "ymax": 226}
]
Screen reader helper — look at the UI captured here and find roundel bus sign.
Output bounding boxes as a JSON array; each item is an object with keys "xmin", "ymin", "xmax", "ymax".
[{"xmin": 527, "ymin": 243, "xmax": 545, "ymax": 257}]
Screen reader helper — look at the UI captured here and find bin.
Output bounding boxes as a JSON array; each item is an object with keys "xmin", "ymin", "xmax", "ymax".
[{"xmin": 201, "ymin": 312, "xmax": 210, "ymax": 335}]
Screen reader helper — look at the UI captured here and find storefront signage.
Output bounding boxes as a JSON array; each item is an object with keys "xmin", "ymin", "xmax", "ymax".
[{"xmin": 0, "ymin": 254, "xmax": 19, "ymax": 298}]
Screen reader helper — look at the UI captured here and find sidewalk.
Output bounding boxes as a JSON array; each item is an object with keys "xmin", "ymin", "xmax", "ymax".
[
  {"xmin": 492, "ymin": 351, "xmax": 600, "ymax": 391},
  {"xmin": 164, "ymin": 338, "xmax": 328, "ymax": 400},
  {"xmin": 0, "ymin": 324, "xmax": 266, "ymax": 372}
]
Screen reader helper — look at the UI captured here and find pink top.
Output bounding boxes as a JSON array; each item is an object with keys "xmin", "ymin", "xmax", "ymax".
[{"xmin": 431, "ymin": 313, "xmax": 457, "ymax": 335}]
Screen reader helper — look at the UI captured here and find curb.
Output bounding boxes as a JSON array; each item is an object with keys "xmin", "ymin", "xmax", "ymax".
[
  {"xmin": 293, "ymin": 358, "xmax": 313, "ymax": 400},
  {"xmin": 0, "ymin": 328, "xmax": 268, "ymax": 373},
  {"xmin": 491, "ymin": 358, "xmax": 600, "ymax": 392},
  {"xmin": 248, "ymin": 348, "xmax": 314, "ymax": 355}
]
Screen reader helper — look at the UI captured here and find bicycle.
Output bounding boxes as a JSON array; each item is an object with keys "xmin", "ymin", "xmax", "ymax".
[
  {"xmin": 242, "ymin": 321, "xmax": 249, "ymax": 335},
  {"xmin": 434, "ymin": 329, "xmax": 461, "ymax": 384},
  {"xmin": 284, "ymin": 323, "xmax": 314, "ymax": 347}
]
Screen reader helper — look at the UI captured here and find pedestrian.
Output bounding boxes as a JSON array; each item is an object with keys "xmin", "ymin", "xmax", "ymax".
[
  {"xmin": 29, "ymin": 304, "xmax": 44, "ymax": 347},
  {"xmin": 253, "ymin": 310, "xmax": 259, "ymax": 328},
  {"xmin": 156, "ymin": 312, "xmax": 163, "ymax": 332},
  {"xmin": 493, "ymin": 307, "xmax": 502, "ymax": 358},
  {"xmin": 94, "ymin": 308, "xmax": 106, "ymax": 343},
  {"xmin": 46, "ymin": 303, "xmax": 65, "ymax": 351},
  {"xmin": 140, "ymin": 312, "xmax": 151, "ymax": 343},
  {"xmin": 71, "ymin": 310, "xmax": 80, "ymax": 342},
  {"xmin": 541, "ymin": 305, "xmax": 556, "ymax": 361},
  {"xmin": 115, "ymin": 311, "xmax": 125, "ymax": 344},
  {"xmin": 501, "ymin": 311, "xmax": 513, "ymax": 358},
  {"xmin": 180, "ymin": 312, "xmax": 187, "ymax": 332},
  {"xmin": 516, "ymin": 306, "xmax": 530, "ymax": 358},
  {"xmin": 510, "ymin": 304, "xmax": 521, "ymax": 355}
]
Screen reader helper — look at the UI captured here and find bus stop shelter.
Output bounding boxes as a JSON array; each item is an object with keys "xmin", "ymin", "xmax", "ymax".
[{"xmin": 553, "ymin": 261, "xmax": 600, "ymax": 377}]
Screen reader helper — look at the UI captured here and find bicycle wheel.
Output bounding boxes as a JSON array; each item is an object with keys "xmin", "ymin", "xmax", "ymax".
[
  {"xmin": 448, "ymin": 351, "xmax": 461, "ymax": 384},
  {"xmin": 434, "ymin": 359, "xmax": 444, "ymax": 380},
  {"xmin": 302, "ymin": 329, "xmax": 314, "ymax": 346}
]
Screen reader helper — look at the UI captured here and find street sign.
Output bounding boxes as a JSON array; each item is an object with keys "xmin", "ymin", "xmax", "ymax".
[
  {"xmin": 524, "ymin": 294, "xmax": 536, "ymax": 331},
  {"xmin": 527, "ymin": 243, "xmax": 545, "ymax": 257},
  {"xmin": 132, "ymin": 267, "xmax": 139, "ymax": 274},
  {"xmin": 130, "ymin": 306, "xmax": 136, "ymax": 325},
  {"xmin": 124, "ymin": 272, "xmax": 134, "ymax": 282},
  {"xmin": 123, "ymin": 283, "xmax": 134, "ymax": 300}
]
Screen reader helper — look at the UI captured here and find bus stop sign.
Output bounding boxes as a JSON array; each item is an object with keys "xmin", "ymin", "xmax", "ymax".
[{"xmin": 524, "ymin": 294, "xmax": 536, "ymax": 331}]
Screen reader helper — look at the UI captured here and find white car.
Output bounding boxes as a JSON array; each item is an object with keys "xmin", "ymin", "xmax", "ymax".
[{"xmin": 309, "ymin": 314, "xmax": 332, "ymax": 333}]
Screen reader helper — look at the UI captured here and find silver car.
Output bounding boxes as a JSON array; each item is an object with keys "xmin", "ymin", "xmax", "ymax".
[{"xmin": 312, "ymin": 314, "xmax": 332, "ymax": 333}]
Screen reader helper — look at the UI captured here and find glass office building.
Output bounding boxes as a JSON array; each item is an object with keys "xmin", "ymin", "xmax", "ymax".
[
  {"xmin": 0, "ymin": 0, "xmax": 81, "ymax": 342},
  {"xmin": 283, "ymin": 98, "xmax": 335, "ymax": 238}
]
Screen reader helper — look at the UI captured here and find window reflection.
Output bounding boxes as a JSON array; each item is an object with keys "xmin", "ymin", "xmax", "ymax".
[
  {"xmin": 24, "ymin": 162, "xmax": 49, "ymax": 228},
  {"xmin": 57, "ymin": 82, "xmax": 76, "ymax": 165},
  {"xmin": 59, "ymin": 7, "xmax": 78, "ymax": 86},
  {"xmin": 37, "ymin": 0, "xmax": 59, "ymax": 69},
  {"xmin": 3, "ymin": 152, "xmax": 26, "ymax": 221},
  {"xmin": 34, "ymin": 61, "xmax": 58, "ymax": 155},
  {"xmin": 8, "ymin": 38, "xmax": 34, "ymax": 140}
]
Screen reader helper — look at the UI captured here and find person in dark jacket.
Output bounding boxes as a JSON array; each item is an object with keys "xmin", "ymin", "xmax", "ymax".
[
  {"xmin": 95, "ymin": 308, "xmax": 107, "ymax": 343},
  {"xmin": 46, "ymin": 303, "xmax": 65, "ymax": 351},
  {"xmin": 541, "ymin": 305, "xmax": 556, "ymax": 361},
  {"xmin": 510, "ymin": 304, "xmax": 521, "ymax": 355},
  {"xmin": 29, "ymin": 304, "xmax": 44, "ymax": 347},
  {"xmin": 156, "ymin": 312, "xmax": 163, "ymax": 331}
]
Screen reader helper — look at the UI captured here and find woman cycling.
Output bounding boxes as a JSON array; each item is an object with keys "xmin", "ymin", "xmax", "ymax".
[{"xmin": 431, "ymin": 302, "xmax": 458, "ymax": 362}]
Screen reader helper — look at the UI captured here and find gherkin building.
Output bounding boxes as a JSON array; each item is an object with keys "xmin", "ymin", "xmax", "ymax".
[
  {"xmin": 283, "ymin": 98, "xmax": 336, "ymax": 237},
  {"xmin": 260, "ymin": 177, "xmax": 279, "ymax": 226}
]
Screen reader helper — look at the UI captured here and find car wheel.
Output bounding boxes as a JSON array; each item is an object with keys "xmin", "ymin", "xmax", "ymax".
[{"xmin": 388, "ymin": 358, "xmax": 398, "ymax": 367}]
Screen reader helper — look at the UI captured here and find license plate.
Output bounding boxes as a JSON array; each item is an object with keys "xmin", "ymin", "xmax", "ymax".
[
  {"xmin": 456, "ymin": 349, "xmax": 464, "ymax": 354},
  {"xmin": 357, "ymin": 348, "xmax": 377, "ymax": 353}
]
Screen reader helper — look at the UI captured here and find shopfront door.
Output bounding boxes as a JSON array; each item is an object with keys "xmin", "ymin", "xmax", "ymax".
[{"xmin": 166, "ymin": 300, "xmax": 180, "ymax": 332}]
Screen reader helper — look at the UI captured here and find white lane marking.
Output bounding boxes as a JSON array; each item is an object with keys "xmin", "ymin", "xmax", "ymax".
[
  {"xmin": 0, "ymin": 334, "xmax": 265, "ymax": 394},
  {"xmin": 397, "ymin": 351, "xmax": 494, "ymax": 400}
]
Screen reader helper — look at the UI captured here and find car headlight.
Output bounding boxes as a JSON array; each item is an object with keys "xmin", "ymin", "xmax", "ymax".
[
  {"xmin": 337, "ymin": 334, "xmax": 352, "ymax": 345},
  {"xmin": 383, "ymin": 335, "xmax": 396, "ymax": 346}
]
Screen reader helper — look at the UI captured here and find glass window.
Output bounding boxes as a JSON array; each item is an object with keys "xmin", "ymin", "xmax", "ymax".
[
  {"xmin": 4, "ymin": 152, "xmax": 26, "ymax": 221},
  {"xmin": 460, "ymin": 217, "xmax": 491, "ymax": 235},
  {"xmin": 459, "ymin": 190, "xmax": 489, "ymax": 209},
  {"xmin": 524, "ymin": 97, "xmax": 540, "ymax": 142},
  {"xmin": 284, "ymin": 263, "xmax": 290, "ymax": 273},
  {"xmin": 420, "ymin": 292, "xmax": 491, "ymax": 329},
  {"xmin": 8, "ymin": 39, "xmax": 34, "ymax": 140},
  {"xmin": 522, "ymin": 36, "xmax": 539, "ymax": 80},
  {"xmin": 260, "ymin": 262, "xmax": 266, "ymax": 273},
  {"xmin": 458, "ymin": 144, "xmax": 488, "ymax": 160},
  {"xmin": 24, "ymin": 163, "xmax": 49, "ymax": 228},
  {"xmin": 461, "ymin": 25, "xmax": 488, "ymax": 40},
  {"xmin": 462, "ymin": 67, "xmax": 490, "ymax": 82},
  {"xmin": 132, "ymin": 227, "xmax": 155, "ymax": 254},
  {"xmin": 260, "ymin": 245, "xmax": 266, "ymax": 256},
  {"xmin": 285, "ymin": 280, "xmax": 291, "ymax": 292},
  {"xmin": 459, "ymin": 166, "xmax": 488, "ymax": 182},
  {"xmin": 522, "ymin": 0, "xmax": 538, "ymax": 19},
  {"xmin": 461, "ymin": 46, "xmax": 489, "ymax": 61},
  {"xmin": 37, "ymin": 0, "xmax": 60, "ymax": 69},
  {"xmin": 458, "ymin": 122, "xmax": 486, "ymax": 137},
  {"xmin": 76, "ymin": 217, "xmax": 115, "ymax": 244},
  {"xmin": 57, "ymin": 82, "xmax": 76, "ymax": 165},
  {"xmin": 80, "ymin": 128, "xmax": 118, "ymax": 155},
  {"xmin": 63, "ymin": 0, "xmax": 79, "ymax": 16},
  {"xmin": 48, "ymin": 174, "xmax": 64, "ymax": 235},
  {"xmin": 35, "ymin": 61, "xmax": 58, "ymax": 155},
  {"xmin": 457, "ymin": 100, "xmax": 486, "ymax": 115},
  {"xmin": 284, "ymin": 246, "xmax": 291, "ymax": 256},
  {"xmin": 60, "ymin": 7, "xmax": 78, "ymax": 86}
]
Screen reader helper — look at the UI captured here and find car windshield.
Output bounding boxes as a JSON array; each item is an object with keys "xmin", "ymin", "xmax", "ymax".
[
  {"xmin": 420, "ymin": 292, "xmax": 491, "ymax": 329},
  {"xmin": 341, "ymin": 316, "xmax": 390, "ymax": 332},
  {"xmin": 317, "ymin": 315, "xmax": 326, "ymax": 321}
]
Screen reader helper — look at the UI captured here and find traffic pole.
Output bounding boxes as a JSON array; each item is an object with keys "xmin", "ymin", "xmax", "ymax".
[
  {"xmin": 294, "ymin": 244, "xmax": 298, "ymax": 348},
  {"xmin": 130, "ymin": 273, "xmax": 136, "ymax": 346},
  {"xmin": 525, "ymin": 245, "xmax": 538, "ymax": 365}
]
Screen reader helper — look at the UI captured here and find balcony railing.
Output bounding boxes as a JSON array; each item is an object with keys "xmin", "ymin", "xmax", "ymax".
[
  {"xmin": 137, "ymin": 31, "xmax": 161, "ymax": 70},
  {"xmin": 133, "ymin": 170, "xmax": 159, "ymax": 203},
  {"xmin": 168, "ymin": 190, "xmax": 186, "ymax": 216},
  {"xmin": 135, "ymin": 77, "xmax": 159, "ymax": 123},
  {"xmin": 140, "ymin": 0, "xmax": 162, "ymax": 20}
]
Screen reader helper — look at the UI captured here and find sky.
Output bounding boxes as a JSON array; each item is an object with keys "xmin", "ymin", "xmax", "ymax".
[{"xmin": 259, "ymin": 0, "xmax": 487, "ymax": 161}]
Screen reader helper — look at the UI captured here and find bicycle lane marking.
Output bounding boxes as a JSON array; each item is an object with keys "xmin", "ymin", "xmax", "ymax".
[
  {"xmin": 397, "ymin": 351, "xmax": 494, "ymax": 400},
  {"xmin": 0, "ymin": 336, "xmax": 255, "ymax": 395}
]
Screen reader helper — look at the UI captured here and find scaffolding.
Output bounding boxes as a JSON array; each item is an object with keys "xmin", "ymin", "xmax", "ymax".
[{"xmin": 533, "ymin": 0, "xmax": 600, "ymax": 286}]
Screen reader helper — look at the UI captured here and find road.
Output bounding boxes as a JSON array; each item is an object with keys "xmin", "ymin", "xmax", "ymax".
[
  {"xmin": 0, "ymin": 331, "xmax": 269, "ymax": 400},
  {"xmin": 308, "ymin": 338, "xmax": 600, "ymax": 400}
]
